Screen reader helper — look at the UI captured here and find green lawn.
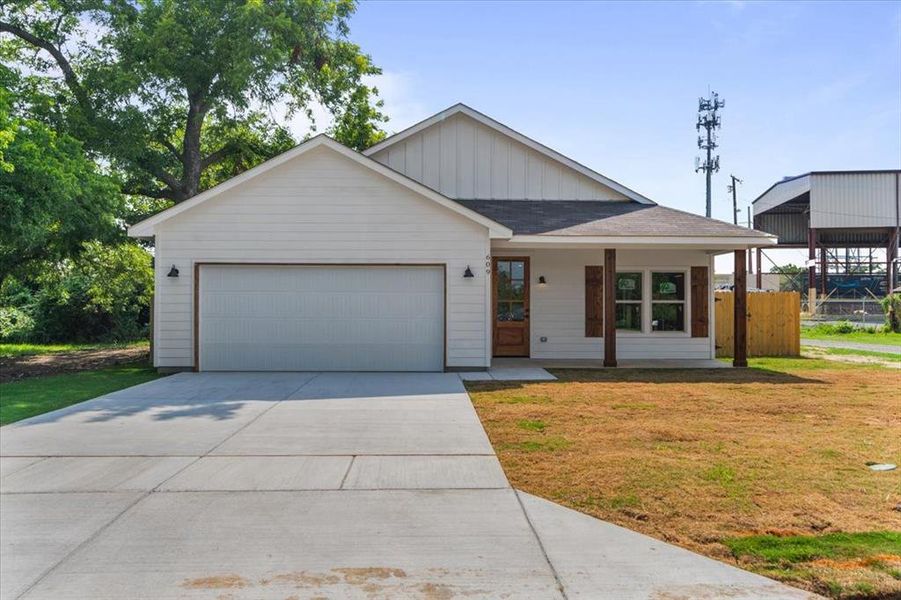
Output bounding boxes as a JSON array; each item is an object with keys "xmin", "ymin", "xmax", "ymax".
[
  {"xmin": 725, "ymin": 531, "xmax": 901, "ymax": 564},
  {"xmin": 800, "ymin": 326, "xmax": 901, "ymax": 347},
  {"xmin": 803, "ymin": 346, "xmax": 901, "ymax": 361},
  {"xmin": 0, "ymin": 340, "xmax": 149, "ymax": 359},
  {"xmin": 725, "ymin": 532, "xmax": 901, "ymax": 598},
  {"xmin": 0, "ymin": 363, "xmax": 162, "ymax": 425}
]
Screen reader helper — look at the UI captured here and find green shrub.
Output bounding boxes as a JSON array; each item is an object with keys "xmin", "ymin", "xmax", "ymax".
[
  {"xmin": 803, "ymin": 321, "xmax": 883, "ymax": 336},
  {"xmin": 0, "ymin": 241, "xmax": 152, "ymax": 343},
  {"xmin": 831, "ymin": 320, "xmax": 856, "ymax": 334},
  {"xmin": 882, "ymin": 293, "xmax": 900, "ymax": 333},
  {"xmin": 0, "ymin": 306, "xmax": 34, "ymax": 342}
]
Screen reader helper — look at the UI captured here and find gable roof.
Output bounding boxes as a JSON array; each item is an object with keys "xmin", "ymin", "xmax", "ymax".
[
  {"xmin": 127, "ymin": 135, "xmax": 513, "ymax": 238},
  {"xmin": 457, "ymin": 200, "xmax": 774, "ymax": 238},
  {"xmin": 364, "ymin": 103, "xmax": 656, "ymax": 205}
]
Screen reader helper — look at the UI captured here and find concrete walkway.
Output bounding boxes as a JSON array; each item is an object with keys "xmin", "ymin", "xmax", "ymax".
[
  {"xmin": 1, "ymin": 372, "xmax": 815, "ymax": 599},
  {"xmin": 801, "ymin": 337, "xmax": 901, "ymax": 355}
]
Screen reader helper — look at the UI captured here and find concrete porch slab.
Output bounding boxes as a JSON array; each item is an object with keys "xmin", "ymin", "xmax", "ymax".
[
  {"xmin": 458, "ymin": 367, "xmax": 557, "ymax": 381},
  {"xmin": 343, "ymin": 455, "xmax": 509, "ymax": 489},
  {"xmin": 491, "ymin": 357, "xmax": 729, "ymax": 369}
]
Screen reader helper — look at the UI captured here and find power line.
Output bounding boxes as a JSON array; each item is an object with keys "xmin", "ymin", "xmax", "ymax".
[{"xmin": 695, "ymin": 91, "xmax": 724, "ymax": 219}]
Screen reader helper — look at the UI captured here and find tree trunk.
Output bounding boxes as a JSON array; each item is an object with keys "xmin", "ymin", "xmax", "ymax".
[{"xmin": 181, "ymin": 96, "xmax": 207, "ymax": 200}]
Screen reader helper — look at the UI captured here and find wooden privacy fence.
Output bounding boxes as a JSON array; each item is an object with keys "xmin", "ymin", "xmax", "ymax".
[{"xmin": 715, "ymin": 291, "xmax": 800, "ymax": 357}]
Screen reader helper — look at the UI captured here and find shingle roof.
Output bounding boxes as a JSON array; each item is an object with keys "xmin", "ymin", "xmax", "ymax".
[{"xmin": 454, "ymin": 200, "xmax": 768, "ymax": 237}]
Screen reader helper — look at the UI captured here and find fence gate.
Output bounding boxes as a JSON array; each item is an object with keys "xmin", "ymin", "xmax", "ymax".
[{"xmin": 715, "ymin": 291, "xmax": 800, "ymax": 357}]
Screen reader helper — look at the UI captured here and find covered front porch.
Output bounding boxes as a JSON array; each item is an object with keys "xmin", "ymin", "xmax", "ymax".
[{"xmin": 485, "ymin": 243, "xmax": 756, "ymax": 370}]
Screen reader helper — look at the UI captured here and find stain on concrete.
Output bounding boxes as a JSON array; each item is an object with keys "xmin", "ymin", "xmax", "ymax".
[
  {"xmin": 181, "ymin": 574, "xmax": 251, "ymax": 589},
  {"xmin": 333, "ymin": 566, "xmax": 408, "ymax": 584},
  {"xmin": 181, "ymin": 567, "xmax": 503, "ymax": 598}
]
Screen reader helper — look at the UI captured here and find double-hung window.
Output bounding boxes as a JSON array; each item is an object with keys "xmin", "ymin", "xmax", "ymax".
[
  {"xmin": 651, "ymin": 272, "xmax": 686, "ymax": 332},
  {"xmin": 615, "ymin": 272, "xmax": 643, "ymax": 331}
]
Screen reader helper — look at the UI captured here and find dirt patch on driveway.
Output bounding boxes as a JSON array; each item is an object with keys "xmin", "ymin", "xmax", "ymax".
[{"xmin": 0, "ymin": 346, "xmax": 150, "ymax": 382}]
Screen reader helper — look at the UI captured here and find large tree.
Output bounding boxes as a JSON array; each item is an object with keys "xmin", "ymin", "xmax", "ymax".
[
  {"xmin": 0, "ymin": 65, "xmax": 123, "ymax": 284},
  {"xmin": 1, "ymin": 0, "xmax": 386, "ymax": 203}
]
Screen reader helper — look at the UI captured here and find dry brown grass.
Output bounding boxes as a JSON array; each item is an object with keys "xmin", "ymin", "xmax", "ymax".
[{"xmin": 467, "ymin": 358, "xmax": 901, "ymax": 598}]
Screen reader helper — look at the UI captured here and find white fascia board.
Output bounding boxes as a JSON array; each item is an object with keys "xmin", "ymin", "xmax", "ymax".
[
  {"xmin": 494, "ymin": 234, "xmax": 778, "ymax": 250},
  {"xmin": 127, "ymin": 135, "xmax": 511, "ymax": 238},
  {"xmin": 364, "ymin": 103, "xmax": 656, "ymax": 205}
]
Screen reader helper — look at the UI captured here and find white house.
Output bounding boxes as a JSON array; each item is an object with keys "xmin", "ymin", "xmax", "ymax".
[{"xmin": 129, "ymin": 104, "xmax": 775, "ymax": 372}]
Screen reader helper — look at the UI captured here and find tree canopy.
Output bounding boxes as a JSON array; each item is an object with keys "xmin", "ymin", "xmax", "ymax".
[
  {"xmin": 0, "ymin": 65, "xmax": 123, "ymax": 284},
  {"xmin": 1, "ymin": 0, "xmax": 387, "ymax": 203}
]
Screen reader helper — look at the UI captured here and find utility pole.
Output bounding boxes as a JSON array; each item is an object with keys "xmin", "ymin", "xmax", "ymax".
[
  {"xmin": 727, "ymin": 174, "xmax": 742, "ymax": 225},
  {"xmin": 695, "ymin": 91, "xmax": 725, "ymax": 218}
]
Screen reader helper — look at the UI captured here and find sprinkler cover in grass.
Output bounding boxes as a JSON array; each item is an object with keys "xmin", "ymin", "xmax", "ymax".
[{"xmin": 867, "ymin": 463, "xmax": 896, "ymax": 471}]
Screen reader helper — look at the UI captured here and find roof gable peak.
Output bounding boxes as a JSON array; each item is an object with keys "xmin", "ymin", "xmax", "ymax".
[
  {"xmin": 365, "ymin": 103, "xmax": 655, "ymax": 205},
  {"xmin": 128, "ymin": 134, "xmax": 511, "ymax": 238}
]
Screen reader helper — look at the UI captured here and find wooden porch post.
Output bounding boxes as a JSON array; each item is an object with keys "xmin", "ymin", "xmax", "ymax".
[
  {"xmin": 755, "ymin": 247, "xmax": 763, "ymax": 289},
  {"xmin": 603, "ymin": 249, "xmax": 617, "ymax": 367},
  {"xmin": 734, "ymin": 249, "xmax": 748, "ymax": 368}
]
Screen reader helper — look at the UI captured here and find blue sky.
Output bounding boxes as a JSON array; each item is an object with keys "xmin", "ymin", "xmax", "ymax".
[{"xmin": 298, "ymin": 1, "xmax": 901, "ymax": 269}]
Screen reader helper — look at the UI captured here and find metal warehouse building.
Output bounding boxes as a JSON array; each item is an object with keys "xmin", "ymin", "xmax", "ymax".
[{"xmin": 753, "ymin": 170, "xmax": 900, "ymax": 310}]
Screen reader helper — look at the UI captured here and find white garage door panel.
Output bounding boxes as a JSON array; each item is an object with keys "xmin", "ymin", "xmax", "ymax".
[{"xmin": 199, "ymin": 265, "xmax": 444, "ymax": 371}]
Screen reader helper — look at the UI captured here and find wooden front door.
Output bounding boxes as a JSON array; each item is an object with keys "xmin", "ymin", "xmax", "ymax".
[{"xmin": 493, "ymin": 257, "xmax": 530, "ymax": 356}]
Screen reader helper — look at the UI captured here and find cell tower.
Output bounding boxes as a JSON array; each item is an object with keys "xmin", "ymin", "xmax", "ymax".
[{"xmin": 695, "ymin": 91, "xmax": 725, "ymax": 218}]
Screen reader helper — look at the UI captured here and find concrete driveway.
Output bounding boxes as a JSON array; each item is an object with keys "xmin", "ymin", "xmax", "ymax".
[{"xmin": 1, "ymin": 372, "xmax": 815, "ymax": 599}]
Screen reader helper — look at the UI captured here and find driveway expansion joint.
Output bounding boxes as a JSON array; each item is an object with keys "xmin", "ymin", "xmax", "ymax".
[
  {"xmin": 338, "ymin": 455, "xmax": 356, "ymax": 489},
  {"xmin": 12, "ymin": 491, "xmax": 148, "ymax": 600},
  {"xmin": 514, "ymin": 489, "xmax": 570, "ymax": 600}
]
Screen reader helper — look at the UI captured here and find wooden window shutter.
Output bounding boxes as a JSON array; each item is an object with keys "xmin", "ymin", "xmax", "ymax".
[
  {"xmin": 585, "ymin": 266, "xmax": 604, "ymax": 337},
  {"xmin": 691, "ymin": 266, "xmax": 709, "ymax": 337}
]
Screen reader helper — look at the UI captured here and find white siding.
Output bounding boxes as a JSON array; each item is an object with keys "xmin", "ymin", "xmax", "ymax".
[
  {"xmin": 810, "ymin": 172, "xmax": 900, "ymax": 229},
  {"xmin": 371, "ymin": 113, "xmax": 629, "ymax": 201},
  {"xmin": 501, "ymin": 248, "xmax": 713, "ymax": 360},
  {"xmin": 153, "ymin": 145, "xmax": 490, "ymax": 369}
]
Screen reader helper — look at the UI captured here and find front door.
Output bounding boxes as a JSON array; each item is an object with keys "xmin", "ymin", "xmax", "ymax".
[{"xmin": 493, "ymin": 257, "xmax": 530, "ymax": 356}]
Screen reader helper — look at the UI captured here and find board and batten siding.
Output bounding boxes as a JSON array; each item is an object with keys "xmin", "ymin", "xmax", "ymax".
[
  {"xmin": 517, "ymin": 248, "xmax": 715, "ymax": 360},
  {"xmin": 152, "ymin": 145, "xmax": 491, "ymax": 369},
  {"xmin": 370, "ymin": 113, "xmax": 629, "ymax": 201}
]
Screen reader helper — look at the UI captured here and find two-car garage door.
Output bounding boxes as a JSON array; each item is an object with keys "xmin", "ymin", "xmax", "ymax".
[{"xmin": 198, "ymin": 265, "xmax": 445, "ymax": 371}]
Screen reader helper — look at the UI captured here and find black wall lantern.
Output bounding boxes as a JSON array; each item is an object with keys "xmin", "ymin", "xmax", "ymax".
[
  {"xmin": 463, "ymin": 266, "xmax": 474, "ymax": 278},
  {"xmin": 167, "ymin": 265, "xmax": 180, "ymax": 278},
  {"xmin": 538, "ymin": 275, "xmax": 547, "ymax": 287}
]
